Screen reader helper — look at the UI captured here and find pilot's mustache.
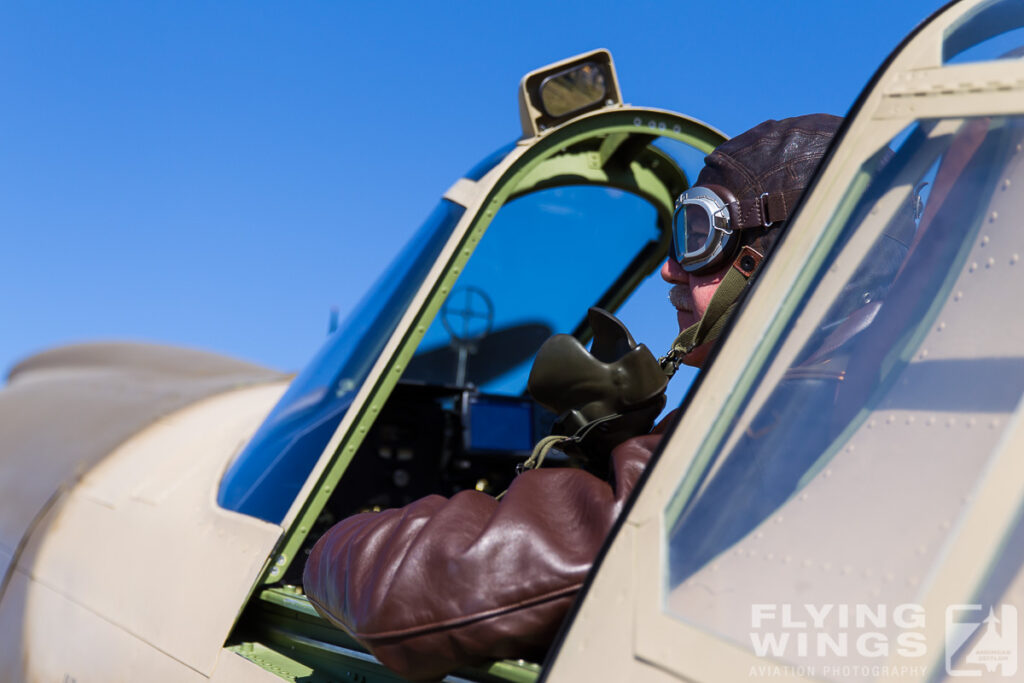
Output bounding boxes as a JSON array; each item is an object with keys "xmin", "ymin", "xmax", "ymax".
[{"xmin": 668, "ymin": 285, "xmax": 694, "ymax": 312}]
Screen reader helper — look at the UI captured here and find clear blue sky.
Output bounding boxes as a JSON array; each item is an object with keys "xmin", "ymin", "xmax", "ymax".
[{"xmin": 0, "ymin": 0, "xmax": 946, "ymax": 382}]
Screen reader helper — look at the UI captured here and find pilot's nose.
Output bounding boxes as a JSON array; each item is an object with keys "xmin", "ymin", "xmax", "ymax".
[{"xmin": 661, "ymin": 256, "xmax": 689, "ymax": 285}]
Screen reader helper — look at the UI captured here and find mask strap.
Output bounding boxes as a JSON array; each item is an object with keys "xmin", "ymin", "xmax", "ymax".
[{"xmin": 660, "ymin": 245, "xmax": 764, "ymax": 377}]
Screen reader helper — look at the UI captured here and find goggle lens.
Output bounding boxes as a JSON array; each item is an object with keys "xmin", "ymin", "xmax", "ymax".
[
  {"xmin": 671, "ymin": 201, "xmax": 715, "ymax": 264},
  {"xmin": 671, "ymin": 186, "xmax": 737, "ymax": 274},
  {"xmin": 683, "ymin": 204, "xmax": 712, "ymax": 254}
]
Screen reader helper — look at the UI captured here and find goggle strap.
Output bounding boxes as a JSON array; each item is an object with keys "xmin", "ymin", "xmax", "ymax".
[
  {"xmin": 660, "ymin": 246, "xmax": 764, "ymax": 377},
  {"xmin": 728, "ymin": 188, "xmax": 805, "ymax": 230}
]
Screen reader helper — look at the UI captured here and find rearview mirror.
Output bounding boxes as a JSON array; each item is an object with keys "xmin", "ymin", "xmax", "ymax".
[
  {"xmin": 539, "ymin": 62, "xmax": 608, "ymax": 118},
  {"xmin": 518, "ymin": 49, "xmax": 622, "ymax": 138}
]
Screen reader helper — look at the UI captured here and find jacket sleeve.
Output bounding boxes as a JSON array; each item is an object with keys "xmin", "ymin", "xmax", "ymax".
[{"xmin": 302, "ymin": 432, "xmax": 663, "ymax": 681}]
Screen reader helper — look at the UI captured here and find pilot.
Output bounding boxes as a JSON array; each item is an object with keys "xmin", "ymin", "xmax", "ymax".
[{"xmin": 303, "ymin": 113, "xmax": 843, "ymax": 681}]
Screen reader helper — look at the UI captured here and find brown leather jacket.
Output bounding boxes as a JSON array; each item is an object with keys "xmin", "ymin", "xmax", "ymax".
[{"xmin": 302, "ymin": 430, "xmax": 664, "ymax": 681}]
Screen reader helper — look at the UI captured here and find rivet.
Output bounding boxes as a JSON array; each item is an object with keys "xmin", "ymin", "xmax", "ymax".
[
  {"xmin": 981, "ymin": 235, "xmax": 990, "ymax": 246},
  {"xmin": 842, "ymin": 565, "xmax": 853, "ymax": 575},
  {"xmin": 1012, "ymin": 254, "xmax": 1020, "ymax": 265},
  {"xmin": 822, "ymin": 562, "xmax": 833, "ymax": 572},
  {"xmin": 775, "ymin": 515, "xmax": 785, "ymax": 524},
  {"xmin": 784, "ymin": 555, "xmax": 793, "ymax": 564},
  {"xmin": 755, "ymin": 531, "xmax": 764, "ymax": 540},
  {"xmin": 990, "ymin": 419, "xmax": 1001, "ymax": 429},
  {"xmin": 908, "ymin": 577, "xmax": 920, "ymax": 587},
  {"xmin": 989, "ymin": 211, "xmax": 999, "ymax": 222},
  {"xmin": 920, "ymin": 349, "xmax": 929, "ymax": 359},
  {"xmin": 967, "ymin": 417, "xmax": 976, "ymax": 428},
  {"xmin": 937, "ymin": 322, "xmax": 946, "ymax": 332},
  {"xmin": 887, "ymin": 414, "xmax": 896, "ymax": 424},
  {"xmin": 803, "ymin": 559, "xmax": 814, "ymax": 568},
  {"xmin": 946, "ymin": 418, "xmax": 956, "ymax": 427},
  {"xmin": 868, "ymin": 419, "xmax": 877, "ymax": 429},
  {"xmin": 766, "ymin": 553, "xmax": 775, "ymax": 561},
  {"xmin": 926, "ymin": 416, "xmax": 936, "ymax": 426},
  {"xmin": 800, "ymin": 492, "xmax": 809, "ymax": 501},
  {"xmin": 917, "ymin": 544, "xmax": 928, "ymax": 556},
  {"xmin": 954, "ymin": 291, "xmax": 964, "ymax": 301},
  {"xmin": 969, "ymin": 262, "xmax": 978, "ymax": 273},
  {"xmin": 986, "ymin": 257, "xmax": 995, "ymax": 268},
  {"xmin": 885, "ymin": 572, "xmax": 895, "ymax": 583},
  {"xmin": 1003, "ymin": 179, "xmax": 1012, "ymax": 190},
  {"xmin": 906, "ymin": 416, "xmax": 915, "ymax": 425},
  {"xmin": 824, "ymin": 468, "xmax": 833, "ymax": 478}
]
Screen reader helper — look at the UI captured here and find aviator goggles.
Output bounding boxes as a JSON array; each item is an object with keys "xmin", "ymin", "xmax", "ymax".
[{"xmin": 671, "ymin": 184, "xmax": 803, "ymax": 275}]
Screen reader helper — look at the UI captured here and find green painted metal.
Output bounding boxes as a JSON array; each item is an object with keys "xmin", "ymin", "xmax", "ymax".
[
  {"xmin": 227, "ymin": 642, "xmax": 317, "ymax": 682},
  {"xmin": 264, "ymin": 107, "xmax": 725, "ymax": 592},
  {"xmin": 480, "ymin": 660, "xmax": 543, "ymax": 683},
  {"xmin": 239, "ymin": 587, "xmax": 541, "ymax": 682},
  {"xmin": 506, "ymin": 142, "xmax": 683, "ymax": 210}
]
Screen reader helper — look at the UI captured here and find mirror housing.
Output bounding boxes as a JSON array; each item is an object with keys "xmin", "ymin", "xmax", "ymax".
[{"xmin": 518, "ymin": 49, "xmax": 622, "ymax": 138}]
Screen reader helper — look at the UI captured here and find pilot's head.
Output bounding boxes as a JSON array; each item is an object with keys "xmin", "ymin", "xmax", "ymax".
[{"xmin": 662, "ymin": 113, "xmax": 843, "ymax": 367}]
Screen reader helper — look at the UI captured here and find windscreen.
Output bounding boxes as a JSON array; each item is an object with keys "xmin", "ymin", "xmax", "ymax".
[
  {"xmin": 664, "ymin": 116, "xmax": 1024, "ymax": 679},
  {"xmin": 403, "ymin": 185, "xmax": 660, "ymax": 394},
  {"xmin": 217, "ymin": 200, "xmax": 465, "ymax": 523}
]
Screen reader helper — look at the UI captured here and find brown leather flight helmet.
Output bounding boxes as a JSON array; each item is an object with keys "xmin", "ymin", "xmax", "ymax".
[
  {"xmin": 664, "ymin": 114, "xmax": 844, "ymax": 368},
  {"xmin": 696, "ymin": 113, "xmax": 843, "ymax": 265}
]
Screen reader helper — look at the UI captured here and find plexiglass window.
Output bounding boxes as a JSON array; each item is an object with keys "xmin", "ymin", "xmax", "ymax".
[
  {"xmin": 664, "ymin": 116, "xmax": 1024, "ymax": 677},
  {"xmin": 217, "ymin": 200, "xmax": 465, "ymax": 523},
  {"xmin": 403, "ymin": 186, "xmax": 659, "ymax": 395}
]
